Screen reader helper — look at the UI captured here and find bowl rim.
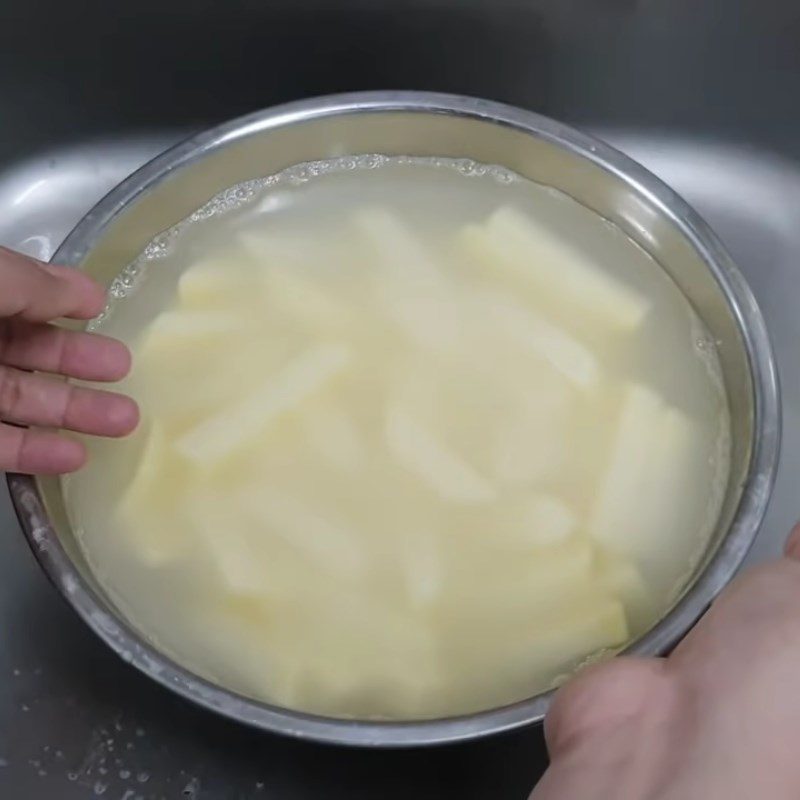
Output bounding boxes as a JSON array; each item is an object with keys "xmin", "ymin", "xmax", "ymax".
[{"xmin": 8, "ymin": 90, "xmax": 781, "ymax": 747}]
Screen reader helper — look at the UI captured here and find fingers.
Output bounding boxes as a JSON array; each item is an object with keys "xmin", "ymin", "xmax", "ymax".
[
  {"xmin": 0, "ymin": 247, "xmax": 106, "ymax": 322},
  {"xmin": 785, "ymin": 522, "xmax": 800, "ymax": 561},
  {"xmin": 0, "ymin": 365, "xmax": 139, "ymax": 437},
  {"xmin": 0, "ymin": 423, "xmax": 86, "ymax": 474},
  {"xmin": 0, "ymin": 319, "xmax": 131, "ymax": 382}
]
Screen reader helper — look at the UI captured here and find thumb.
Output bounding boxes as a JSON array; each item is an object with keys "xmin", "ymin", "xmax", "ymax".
[
  {"xmin": 783, "ymin": 521, "xmax": 800, "ymax": 561},
  {"xmin": 545, "ymin": 657, "xmax": 673, "ymax": 758}
]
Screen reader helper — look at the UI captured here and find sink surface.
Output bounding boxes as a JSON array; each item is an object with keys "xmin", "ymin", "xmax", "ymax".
[
  {"xmin": 1, "ymin": 1, "xmax": 798, "ymax": 798},
  {"xmin": 1, "ymin": 123, "xmax": 798, "ymax": 800}
]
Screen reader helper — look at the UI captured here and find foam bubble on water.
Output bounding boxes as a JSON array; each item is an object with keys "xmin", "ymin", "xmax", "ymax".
[{"xmin": 89, "ymin": 154, "xmax": 522, "ymax": 331}]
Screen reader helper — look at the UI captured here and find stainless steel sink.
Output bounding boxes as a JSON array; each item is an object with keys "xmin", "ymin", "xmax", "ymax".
[{"xmin": 1, "ymin": 1, "xmax": 798, "ymax": 798}]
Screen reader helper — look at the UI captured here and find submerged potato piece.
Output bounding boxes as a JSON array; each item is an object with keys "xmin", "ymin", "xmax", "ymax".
[
  {"xmin": 261, "ymin": 264, "xmax": 348, "ymax": 329},
  {"xmin": 489, "ymin": 387, "xmax": 571, "ymax": 487},
  {"xmin": 447, "ymin": 538, "xmax": 596, "ymax": 620},
  {"xmin": 136, "ymin": 309, "xmax": 246, "ymax": 364},
  {"xmin": 385, "ymin": 405, "xmax": 496, "ymax": 504},
  {"xmin": 398, "ymin": 526, "xmax": 443, "ymax": 609},
  {"xmin": 239, "ymin": 231, "xmax": 317, "ymax": 267},
  {"xmin": 589, "ymin": 383, "xmax": 698, "ymax": 563},
  {"xmin": 175, "ymin": 342, "xmax": 351, "ymax": 465},
  {"xmin": 117, "ymin": 422, "xmax": 187, "ymax": 566},
  {"xmin": 188, "ymin": 492, "xmax": 268, "ymax": 596},
  {"xmin": 287, "ymin": 595, "xmax": 442, "ymax": 718},
  {"xmin": 244, "ymin": 233, "xmax": 352, "ymax": 332},
  {"xmin": 525, "ymin": 596, "xmax": 629, "ymax": 676},
  {"xmin": 597, "ymin": 554, "xmax": 657, "ymax": 635},
  {"xmin": 130, "ymin": 336, "xmax": 290, "ymax": 426},
  {"xmin": 477, "ymin": 289, "xmax": 600, "ymax": 389},
  {"xmin": 449, "ymin": 573, "xmax": 629, "ymax": 704},
  {"xmin": 177, "ymin": 256, "xmax": 260, "ymax": 309},
  {"xmin": 466, "ymin": 206, "xmax": 650, "ymax": 330},
  {"xmin": 589, "ymin": 383, "xmax": 662, "ymax": 553},
  {"xmin": 241, "ymin": 486, "xmax": 367, "ymax": 578},
  {"xmin": 354, "ymin": 207, "xmax": 460, "ymax": 352},
  {"xmin": 240, "ymin": 232, "xmax": 351, "ymax": 328},
  {"xmin": 179, "ymin": 598, "xmax": 290, "ymax": 703},
  {"xmin": 300, "ymin": 401, "xmax": 366, "ymax": 474},
  {"xmin": 117, "ymin": 423, "xmax": 167, "ymax": 518},
  {"xmin": 504, "ymin": 493, "xmax": 578, "ymax": 548},
  {"xmin": 353, "ymin": 207, "xmax": 447, "ymax": 290}
]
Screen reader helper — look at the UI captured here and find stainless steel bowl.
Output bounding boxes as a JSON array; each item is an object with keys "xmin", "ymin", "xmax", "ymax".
[{"xmin": 8, "ymin": 92, "xmax": 780, "ymax": 747}]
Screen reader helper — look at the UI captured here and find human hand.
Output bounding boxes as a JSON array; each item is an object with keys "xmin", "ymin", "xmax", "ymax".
[
  {"xmin": 0, "ymin": 246, "xmax": 138, "ymax": 474},
  {"xmin": 532, "ymin": 522, "xmax": 800, "ymax": 800}
]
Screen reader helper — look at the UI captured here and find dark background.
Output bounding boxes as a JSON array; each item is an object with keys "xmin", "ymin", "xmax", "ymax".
[
  {"xmin": 0, "ymin": 1, "xmax": 799, "ymax": 798},
  {"xmin": 2, "ymin": 0, "xmax": 800, "ymax": 163}
]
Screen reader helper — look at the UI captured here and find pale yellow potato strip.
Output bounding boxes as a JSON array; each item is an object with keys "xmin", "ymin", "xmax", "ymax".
[
  {"xmin": 598, "ymin": 555, "xmax": 656, "ymax": 635},
  {"xmin": 353, "ymin": 207, "xmax": 447, "ymax": 290},
  {"xmin": 137, "ymin": 309, "xmax": 246, "ymax": 363},
  {"xmin": 385, "ymin": 405, "xmax": 496, "ymax": 504},
  {"xmin": 510, "ymin": 493, "xmax": 578, "ymax": 547},
  {"xmin": 589, "ymin": 382, "xmax": 663, "ymax": 550},
  {"xmin": 177, "ymin": 258, "xmax": 255, "ymax": 308},
  {"xmin": 474, "ymin": 206, "xmax": 650, "ymax": 329},
  {"xmin": 300, "ymin": 402, "xmax": 365, "ymax": 473},
  {"xmin": 527, "ymin": 597, "xmax": 629, "ymax": 674},
  {"xmin": 451, "ymin": 539, "xmax": 596, "ymax": 617},
  {"xmin": 479, "ymin": 289, "xmax": 599, "ymax": 388},
  {"xmin": 117, "ymin": 422, "xmax": 186, "ymax": 566},
  {"xmin": 263, "ymin": 265, "xmax": 347, "ymax": 328},
  {"xmin": 176, "ymin": 343, "xmax": 351, "ymax": 465},
  {"xmin": 118, "ymin": 423, "xmax": 168, "ymax": 520},
  {"xmin": 188, "ymin": 493, "xmax": 267, "ymax": 596},
  {"xmin": 242, "ymin": 487, "xmax": 366, "ymax": 578},
  {"xmin": 590, "ymin": 383, "xmax": 698, "ymax": 563},
  {"xmin": 355, "ymin": 208, "xmax": 459, "ymax": 352}
]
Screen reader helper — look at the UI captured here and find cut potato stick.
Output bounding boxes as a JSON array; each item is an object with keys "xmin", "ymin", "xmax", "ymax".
[
  {"xmin": 489, "ymin": 378, "xmax": 571, "ymax": 487},
  {"xmin": 117, "ymin": 422, "xmax": 186, "ymax": 566},
  {"xmin": 589, "ymin": 382, "xmax": 663, "ymax": 553},
  {"xmin": 177, "ymin": 257, "xmax": 259, "ymax": 309},
  {"xmin": 477, "ymin": 289, "xmax": 599, "ymax": 389},
  {"xmin": 176, "ymin": 342, "xmax": 352, "ymax": 465},
  {"xmin": 522, "ymin": 597, "xmax": 629, "ymax": 675},
  {"xmin": 385, "ymin": 405, "xmax": 496, "ymax": 504},
  {"xmin": 240, "ymin": 232, "xmax": 350, "ymax": 327},
  {"xmin": 239, "ymin": 231, "xmax": 316, "ymax": 268},
  {"xmin": 589, "ymin": 382, "xmax": 698, "ymax": 563},
  {"xmin": 444, "ymin": 539, "xmax": 596, "ymax": 619},
  {"xmin": 300, "ymin": 402, "xmax": 366, "ymax": 474},
  {"xmin": 137, "ymin": 309, "xmax": 247, "ymax": 363},
  {"xmin": 399, "ymin": 527, "xmax": 443, "ymax": 608},
  {"xmin": 504, "ymin": 493, "xmax": 578, "ymax": 548},
  {"xmin": 261, "ymin": 265, "xmax": 348, "ymax": 329},
  {"xmin": 353, "ymin": 207, "xmax": 448, "ymax": 290},
  {"xmin": 597, "ymin": 554, "xmax": 657, "ymax": 635},
  {"xmin": 188, "ymin": 493, "xmax": 268, "ymax": 596},
  {"xmin": 354, "ymin": 207, "xmax": 460, "ymax": 352},
  {"xmin": 241, "ymin": 487, "xmax": 366, "ymax": 578},
  {"xmin": 466, "ymin": 206, "xmax": 649, "ymax": 330},
  {"xmin": 457, "ymin": 591, "xmax": 629, "ymax": 693}
]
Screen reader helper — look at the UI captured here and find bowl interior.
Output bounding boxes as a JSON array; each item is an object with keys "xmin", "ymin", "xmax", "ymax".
[{"xmin": 27, "ymin": 96, "xmax": 765, "ymax": 743}]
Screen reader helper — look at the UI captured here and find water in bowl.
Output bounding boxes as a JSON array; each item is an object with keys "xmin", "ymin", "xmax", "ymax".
[{"xmin": 64, "ymin": 155, "xmax": 730, "ymax": 719}]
